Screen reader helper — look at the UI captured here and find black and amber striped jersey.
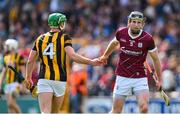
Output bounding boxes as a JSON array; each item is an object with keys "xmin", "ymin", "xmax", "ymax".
[
  {"xmin": 3, "ymin": 53, "xmax": 25, "ymax": 84},
  {"xmin": 32, "ymin": 31, "xmax": 72, "ymax": 81}
]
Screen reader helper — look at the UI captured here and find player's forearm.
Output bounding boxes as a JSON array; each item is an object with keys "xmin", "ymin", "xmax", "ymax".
[
  {"xmin": 149, "ymin": 50, "xmax": 162, "ymax": 82},
  {"xmin": 153, "ymin": 59, "xmax": 162, "ymax": 82},
  {"xmin": 20, "ymin": 66, "xmax": 26, "ymax": 78},
  {"xmin": 26, "ymin": 61, "xmax": 35, "ymax": 80},
  {"xmin": 103, "ymin": 41, "xmax": 118, "ymax": 57},
  {"xmin": 65, "ymin": 46, "xmax": 93, "ymax": 65},
  {"xmin": 71, "ymin": 53, "xmax": 92, "ymax": 65},
  {"xmin": 26, "ymin": 50, "xmax": 38, "ymax": 80}
]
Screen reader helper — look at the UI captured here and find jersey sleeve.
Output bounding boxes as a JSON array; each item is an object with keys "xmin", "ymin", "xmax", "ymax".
[
  {"xmin": 64, "ymin": 34, "xmax": 72, "ymax": 47},
  {"xmin": 32, "ymin": 41, "xmax": 37, "ymax": 51},
  {"xmin": 115, "ymin": 29, "xmax": 121, "ymax": 41},
  {"xmin": 32, "ymin": 35, "xmax": 43, "ymax": 51},
  {"xmin": 148, "ymin": 37, "xmax": 157, "ymax": 52},
  {"xmin": 115, "ymin": 27, "xmax": 125, "ymax": 41}
]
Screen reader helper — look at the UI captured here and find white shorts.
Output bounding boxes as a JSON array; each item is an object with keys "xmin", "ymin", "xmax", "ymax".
[
  {"xmin": 113, "ymin": 76, "xmax": 149, "ymax": 96},
  {"xmin": 4, "ymin": 82, "xmax": 19, "ymax": 94},
  {"xmin": 37, "ymin": 79, "xmax": 66, "ymax": 97}
]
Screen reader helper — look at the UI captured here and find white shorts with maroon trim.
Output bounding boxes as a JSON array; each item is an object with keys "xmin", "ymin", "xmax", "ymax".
[{"xmin": 113, "ymin": 76, "xmax": 149, "ymax": 96}]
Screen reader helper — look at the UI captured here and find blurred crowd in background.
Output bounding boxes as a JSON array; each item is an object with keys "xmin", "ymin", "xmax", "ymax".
[{"xmin": 0, "ymin": 0, "xmax": 179, "ymax": 113}]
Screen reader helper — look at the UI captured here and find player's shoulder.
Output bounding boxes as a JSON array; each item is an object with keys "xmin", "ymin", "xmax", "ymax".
[
  {"xmin": 16, "ymin": 52, "xmax": 24, "ymax": 58},
  {"xmin": 116, "ymin": 27, "xmax": 127, "ymax": 33},
  {"xmin": 35, "ymin": 33, "xmax": 50, "ymax": 44},
  {"xmin": 63, "ymin": 32, "xmax": 69, "ymax": 36},
  {"xmin": 142, "ymin": 30, "xmax": 153, "ymax": 39},
  {"xmin": 3, "ymin": 55, "xmax": 8, "ymax": 64},
  {"xmin": 3, "ymin": 54, "xmax": 9, "ymax": 59},
  {"xmin": 63, "ymin": 33, "xmax": 68, "ymax": 37},
  {"xmin": 115, "ymin": 27, "xmax": 128, "ymax": 38},
  {"xmin": 36, "ymin": 34, "xmax": 44, "ymax": 41},
  {"xmin": 63, "ymin": 33, "xmax": 71, "ymax": 40}
]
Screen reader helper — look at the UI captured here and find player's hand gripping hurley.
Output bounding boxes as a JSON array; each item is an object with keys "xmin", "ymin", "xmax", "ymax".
[
  {"xmin": 144, "ymin": 61, "xmax": 170, "ymax": 106},
  {"xmin": 7, "ymin": 65, "xmax": 37, "ymax": 97}
]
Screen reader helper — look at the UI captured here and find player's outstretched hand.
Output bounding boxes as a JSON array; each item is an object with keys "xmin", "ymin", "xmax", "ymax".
[
  {"xmin": 24, "ymin": 77, "xmax": 33, "ymax": 89},
  {"xmin": 91, "ymin": 58, "xmax": 106, "ymax": 66},
  {"xmin": 156, "ymin": 80, "xmax": 162, "ymax": 91},
  {"xmin": 99, "ymin": 55, "xmax": 108, "ymax": 65}
]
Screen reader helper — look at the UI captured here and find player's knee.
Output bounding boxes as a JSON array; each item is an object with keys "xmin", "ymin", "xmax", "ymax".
[
  {"xmin": 139, "ymin": 103, "xmax": 148, "ymax": 113},
  {"xmin": 7, "ymin": 102, "xmax": 15, "ymax": 109},
  {"xmin": 40, "ymin": 105, "xmax": 51, "ymax": 113},
  {"xmin": 41, "ymin": 108, "xmax": 51, "ymax": 113}
]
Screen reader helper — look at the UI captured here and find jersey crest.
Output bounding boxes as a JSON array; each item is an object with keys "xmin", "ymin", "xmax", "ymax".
[{"xmin": 138, "ymin": 42, "xmax": 143, "ymax": 48}]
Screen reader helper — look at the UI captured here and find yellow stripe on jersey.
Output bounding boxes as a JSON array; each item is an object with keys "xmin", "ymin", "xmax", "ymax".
[
  {"xmin": 35, "ymin": 35, "xmax": 42, "ymax": 64},
  {"xmin": 42, "ymin": 34, "xmax": 51, "ymax": 80},
  {"xmin": 52, "ymin": 32, "xmax": 60, "ymax": 81},
  {"xmin": 61, "ymin": 34, "xmax": 65, "ymax": 73},
  {"xmin": 10, "ymin": 54, "xmax": 15, "ymax": 83},
  {"xmin": 5, "ymin": 54, "xmax": 12, "ymax": 83},
  {"xmin": 16, "ymin": 54, "xmax": 20, "ymax": 72},
  {"xmin": 35, "ymin": 36, "xmax": 41, "ymax": 54}
]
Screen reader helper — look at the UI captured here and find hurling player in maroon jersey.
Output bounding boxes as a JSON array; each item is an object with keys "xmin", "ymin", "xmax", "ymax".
[{"xmin": 100, "ymin": 11, "xmax": 162, "ymax": 113}]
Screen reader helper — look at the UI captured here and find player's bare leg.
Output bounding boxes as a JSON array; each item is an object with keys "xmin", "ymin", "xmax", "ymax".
[
  {"xmin": 109, "ymin": 95, "xmax": 126, "ymax": 114},
  {"xmin": 136, "ymin": 90, "xmax": 149, "ymax": 113},
  {"xmin": 38, "ymin": 92, "xmax": 53, "ymax": 113},
  {"xmin": 51, "ymin": 95, "xmax": 64, "ymax": 113},
  {"xmin": 6, "ymin": 93, "xmax": 21, "ymax": 113},
  {"xmin": 6, "ymin": 94, "xmax": 15, "ymax": 113}
]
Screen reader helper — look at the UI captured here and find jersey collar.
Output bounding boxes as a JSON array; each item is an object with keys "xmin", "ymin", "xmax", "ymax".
[{"xmin": 128, "ymin": 28, "xmax": 142, "ymax": 39}]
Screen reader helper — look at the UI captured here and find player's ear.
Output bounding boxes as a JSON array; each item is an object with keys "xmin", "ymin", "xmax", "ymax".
[
  {"xmin": 141, "ymin": 21, "xmax": 145, "ymax": 29},
  {"xmin": 59, "ymin": 22, "xmax": 66, "ymax": 30},
  {"xmin": 127, "ymin": 19, "xmax": 131, "ymax": 27}
]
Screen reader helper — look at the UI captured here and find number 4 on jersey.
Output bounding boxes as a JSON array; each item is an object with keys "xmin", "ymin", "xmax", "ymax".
[{"xmin": 43, "ymin": 43, "xmax": 55, "ymax": 59}]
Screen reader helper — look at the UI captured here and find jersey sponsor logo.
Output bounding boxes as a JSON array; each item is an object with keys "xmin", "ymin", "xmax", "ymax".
[{"xmin": 121, "ymin": 47, "xmax": 143, "ymax": 56}]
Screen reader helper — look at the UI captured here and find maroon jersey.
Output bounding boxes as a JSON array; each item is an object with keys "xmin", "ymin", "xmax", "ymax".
[{"xmin": 115, "ymin": 27, "xmax": 156, "ymax": 78}]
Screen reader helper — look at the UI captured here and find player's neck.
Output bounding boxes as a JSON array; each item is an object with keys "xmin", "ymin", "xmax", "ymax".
[
  {"xmin": 50, "ymin": 28, "xmax": 61, "ymax": 32},
  {"xmin": 128, "ymin": 28, "xmax": 142, "ymax": 39},
  {"xmin": 9, "ymin": 51, "xmax": 16, "ymax": 55}
]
